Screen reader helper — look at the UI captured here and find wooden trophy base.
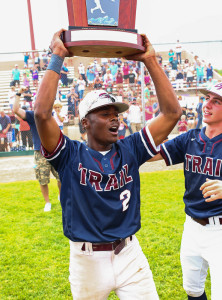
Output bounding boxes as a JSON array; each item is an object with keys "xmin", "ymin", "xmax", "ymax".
[{"xmin": 62, "ymin": 28, "xmax": 145, "ymax": 58}]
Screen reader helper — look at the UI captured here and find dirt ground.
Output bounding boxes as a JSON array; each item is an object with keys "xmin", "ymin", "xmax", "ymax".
[{"xmin": 0, "ymin": 155, "xmax": 183, "ymax": 183}]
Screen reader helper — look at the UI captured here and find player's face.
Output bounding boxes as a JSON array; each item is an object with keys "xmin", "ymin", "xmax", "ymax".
[
  {"xmin": 203, "ymin": 93, "xmax": 222, "ymax": 125},
  {"xmin": 85, "ymin": 105, "xmax": 120, "ymax": 151}
]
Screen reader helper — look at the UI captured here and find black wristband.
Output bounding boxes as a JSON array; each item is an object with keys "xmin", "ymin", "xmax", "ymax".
[{"xmin": 16, "ymin": 93, "xmax": 21, "ymax": 97}]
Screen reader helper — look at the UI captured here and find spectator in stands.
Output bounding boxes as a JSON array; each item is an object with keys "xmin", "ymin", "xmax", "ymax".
[
  {"xmin": 23, "ymin": 65, "xmax": 31, "ymax": 81},
  {"xmin": 23, "ymin": 72, "xmax": 30, "ymax": 87},
  {"xmin": 42, "ymin": 52, "xmax": 49, "ymax": 70},
  {"xmin": 14, "ymin": 117, "xmax": 20, "ymax": 146},
  {"xmin": 67, "ymin": 86, "xmax": 79, "ymax": 119},
  {"xmin": 104, "ymin": 73, "xmax": 113, "ymax": 93},
  {"xmin": 86, "ymin": 65, "xmax": 95, "ymax": 88},
  {"xmin": 32, "ymin": 65, "xmax": 39, "ymax": 88},
  {"xmin": 144, "ymin": 70, "xmax": 151, "ymax": 85},
  {"xmin": 157, "ymin": 53, "xmax": 163, "ymax": 66},
  {"xmin": 118, "ymin": 113, "xmax": 127, "ymax": 140},
  {"xmin": 78, "ymin": 62, "xmax": 88, "ymax": 86},
  {"xmin": 206, "ymin": 63, "xmax": 213, "ymax": 81},
  {"xmin": 13, "ymin": 89, "xmax": 61, "ymax": 211},
  {"xmin": 53, "ymin": 101, "xmax": 66, "ymax": 132},
  {"xmin": 72, "ymin": 78, "xmax": 79, "ymax": 96},
  {"xmin": 128, "ymin": 68, "xmax": 136, "ymax": 87},
  {"xmin": 175, "ymin": 40, "xmax": 182, "ymax": 64},
  {"xmin": 0, "ymin": 110, "xmax": 12, "ymax": 151},
  {"xmin": 126, "ymin": 87, "xmax": 134, "ymax": 102},
  {"xmin": 168, "ymin": 49, "xmax": 175, "ymax": 65},
  {"xmin": 186, "ymin": 107, "xmax": 196, "ymax": 129},
  {"xmin": 144, "ymin": 84, "xmax": 150, "ymax": 102},
  {"xmin": 145, "ymin": 101, "xmax": 153, "ymax": 124},
  {"xmin": 28, "ymin": 57, "xmax": 34, "ymax": 71},
  {"xmin": 11, "ymin": 64, "xmax": 20, "ymax": 88},
  {"xmin": 178, "ymin": 115, "xmax": 188, "ymax": 134},
  {"xmin": 110, "ymin": 61, "xmax": 118, "ymax": 82},
  {"xmin": 77, "ymin": 75, "xmax": 86, "ymax": 101},
  {"xmin": 183, "ymin": 58, "xmax": 189, "ymax": 80},
  {"xmin": 115, "ymin": 69, "xmax": 123, "ymax": 89},
  {"xmin": 7, "ymin": 86, "xmax": 16, "ymax": 110},
  {"xmin": 176, "ymin": 66, "xmax": 184, "ymax": 90},
  {"xmin": 163, "ymin": 65, "xmax": 170, "ymax": 78},
  {"xmin": 103, "ymin": 68, "xmax": 113, "ymax": 83},
  {"xmin": 67, "ymin": 93, "xmax": 78, "ymax": 120},
  {"xmin": 196, "ymin": 61, "xmax": 204, "ymax": 86},
  {"xmin": 23, "ymin": 86, "xmax": 33, "ymax": 110},
  {"xmin": 136, "ymin": 69, "xmax": 142, "ymax": 86},
  {"xmin": 171, "ymin": 56, "xmax": 179, "ymax": 78},
  {"xmin": 34, "ymin": 52, "xmax": 41, "ymax": 71},
  {"xmin": 122, "ymin": 62, "xmax": 130, "ymax": 84},
  {"xmin": 93, "ymin": 74, "xmax": 103, "ymax": 90},
  {"xmin": 116, "ymin": 57, "xmax": 122, "ymax": 69},
  {"xmin": 186, "ymin": 63, "xmax": 195, "ymax": 87},
  {"xmin": 23, "ymin": 52, "xmax": 30, "ymax": 68},
  {"xmin": 128, "ymin": 101, "xmax": 141, "ymax": 133},
  {"xmin": 195, "ymin": 96, "xmax": 204, "ymax": 129},
  {"xmin": 60, "ymin": 62, "xmax": 69, "ymax": 87},
  {"xmin": 17, "ymin": 106, "xmax": 33, "ymax": 150}
]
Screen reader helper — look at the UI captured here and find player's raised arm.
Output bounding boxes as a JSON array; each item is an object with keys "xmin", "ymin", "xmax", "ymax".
[
  {"xmin": 34, "ymin": 29, "xmax": 71, "ymax": 153},
  {"xmin": 125, "ymin": 34, "xmax": 182, "ymax": 146}
]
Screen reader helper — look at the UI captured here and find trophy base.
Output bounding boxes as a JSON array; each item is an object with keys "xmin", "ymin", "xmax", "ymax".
[{"xmin": 62, "ymin": 28, "xmax": 145, "ymax": 58}]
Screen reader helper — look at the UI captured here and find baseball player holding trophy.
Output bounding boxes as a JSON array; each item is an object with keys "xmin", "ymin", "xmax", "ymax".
[{"xmin": 34, "ymin": 28, "xmax": 181, "ymax": 299}]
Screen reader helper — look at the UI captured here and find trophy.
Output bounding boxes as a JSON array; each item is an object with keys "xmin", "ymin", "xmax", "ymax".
[{"xmin": 62, "ymin": 0, "xmax": 145, "ymax": 57}]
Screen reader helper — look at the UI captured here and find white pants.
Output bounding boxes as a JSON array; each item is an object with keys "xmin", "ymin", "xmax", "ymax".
[
  {"xmin": 180, "ymin": 215, "xmax": 222, "ymax": 299},
  {"xmin": 69, "ymin": 236, "xmax": 159, "ymax": 300}
]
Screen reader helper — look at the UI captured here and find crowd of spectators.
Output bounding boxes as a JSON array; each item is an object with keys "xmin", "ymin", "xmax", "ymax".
[
  {"xmin": 165, "ymin": 43, "xmax": 217, "ymax": 90},
  {"xmin": 0, "ymin": 44, "xmax": 219, "ymax": 152}
]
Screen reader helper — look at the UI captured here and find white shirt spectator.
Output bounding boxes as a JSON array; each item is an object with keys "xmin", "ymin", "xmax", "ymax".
[{"xmin": 128, "ymin": 104, "xmax": 141, "ymax": 123}]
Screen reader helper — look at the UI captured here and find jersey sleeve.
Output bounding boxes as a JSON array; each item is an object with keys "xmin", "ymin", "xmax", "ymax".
[
  {"xmin": 121, "ymin": 126, "xmax": 160, "ymax": 166},
  {"xmin": 160, "ymin": 132, "xmax": 188, "ymax": 166},
  {"xmin": 41, "ymin": 132, "xmax": 78, "ymax": 176}
]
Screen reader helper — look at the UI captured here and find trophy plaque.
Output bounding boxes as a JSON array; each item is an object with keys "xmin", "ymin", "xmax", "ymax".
[{"xmin": 62, "ymin": 0, "xmax": 145, "ymax": 58}]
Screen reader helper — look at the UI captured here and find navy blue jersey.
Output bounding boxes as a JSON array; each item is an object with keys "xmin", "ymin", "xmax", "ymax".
[
  {"xmin": 42, "ymin": 127, "xmax": 158, "ymax": 243},
  {"xmin": 25, "ymin": 111, "xmax": 41, "ymax": 150},
  {"xmin": 160, "ymin": 127, "xmax": 222, "ymax": 219}
]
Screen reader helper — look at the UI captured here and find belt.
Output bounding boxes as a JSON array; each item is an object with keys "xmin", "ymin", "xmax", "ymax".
[
  {"xmin": 192, "ymin": 217, "xmax": 222, "ymax": 226},
  {"xmin": 81, "ymin": 236, "xmax": 133, "ymax": 255}
]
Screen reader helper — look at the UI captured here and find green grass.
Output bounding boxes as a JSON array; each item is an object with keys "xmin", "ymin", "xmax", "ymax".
[
  {"xmin": 0, "ymin": 170, "xmax": 211, "ymax": 299},
  {"xmin": 215, "ymin": 69, "xmax": 222, "ymax": 76}
]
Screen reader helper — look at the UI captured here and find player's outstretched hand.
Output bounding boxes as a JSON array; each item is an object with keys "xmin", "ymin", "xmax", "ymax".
[
  {"xmin": 200, "ymin": 178, "xmax": 222, "ymax": 202},
  {"xmin": 124, "ymin": 34, "xmax": 156, "ymax": 63},
  {"xmin": 49, "ymin": 29, "xmax": 72, "ymax": 58}
]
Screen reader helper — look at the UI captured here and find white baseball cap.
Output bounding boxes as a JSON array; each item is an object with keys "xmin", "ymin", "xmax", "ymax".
[
  {"xmin": 201, "ymin": 82, "xmax": 222, "ymax": 99},
  {"xmin": 79, "ymin": 90, "xmax": 129, "ymax": 120}
]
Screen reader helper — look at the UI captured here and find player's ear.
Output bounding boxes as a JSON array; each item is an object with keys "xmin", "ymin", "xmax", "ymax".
[{"xmin": 81, "ymin": 117, "xmax": 89, "ymax": 130}]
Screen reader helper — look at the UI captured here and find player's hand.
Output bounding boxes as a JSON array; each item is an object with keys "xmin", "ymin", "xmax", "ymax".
[
  {"xmin": 49, "ymin": 29, "xmax": 72, "ymax": 58},
  {"xmin": 124, "ymin": 34, "xmax": 156, "ymax": 63},
  {"xmin": 200, "ymin": 178, "xmax": 222, "ymax": 202}
]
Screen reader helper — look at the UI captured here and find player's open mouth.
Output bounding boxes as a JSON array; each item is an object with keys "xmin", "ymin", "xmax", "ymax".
[
  {"xmin": 203, "ymin": 110, "xmax": 212, "ymax": 116},
  {"xmin": 109, "ymin": 126, "xmax": 118, "ymax": 135}
]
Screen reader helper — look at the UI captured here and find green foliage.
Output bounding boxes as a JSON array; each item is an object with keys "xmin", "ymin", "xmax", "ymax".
[{"xmin": 0, "ymin": 171, "xmax": 211, "ymax": 299}]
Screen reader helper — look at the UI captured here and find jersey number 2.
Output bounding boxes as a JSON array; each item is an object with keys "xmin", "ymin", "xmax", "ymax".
[{"xmin": 120, "ymin": 190, "xmax": 131, "ymax": 211}]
